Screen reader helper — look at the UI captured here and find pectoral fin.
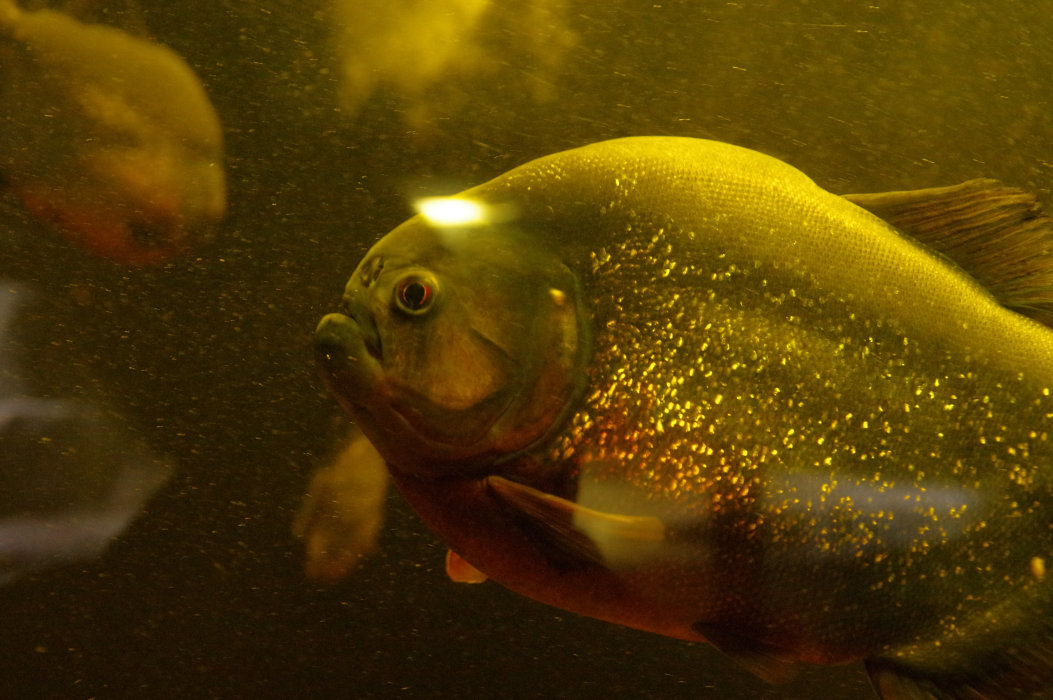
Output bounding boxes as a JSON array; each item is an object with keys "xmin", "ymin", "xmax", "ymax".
[{"xmin": 486, "ymin": 475, "xmax": 666, "ymax": 570}]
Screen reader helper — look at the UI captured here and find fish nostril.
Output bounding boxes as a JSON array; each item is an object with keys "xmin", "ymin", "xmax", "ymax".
[{"xmin": 357, "ymin": 256, "xmax": 384, "ymax": 288}]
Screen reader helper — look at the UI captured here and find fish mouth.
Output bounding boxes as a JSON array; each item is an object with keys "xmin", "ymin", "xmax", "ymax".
[{"xmin": 314, "ymin": 312, "xmax": 381, "ymax": 406}]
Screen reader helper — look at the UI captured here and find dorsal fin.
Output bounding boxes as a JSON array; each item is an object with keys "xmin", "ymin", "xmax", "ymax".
[{"xmin": 845, "ymin": 179, "xmax": 1053, "ymax": 327}]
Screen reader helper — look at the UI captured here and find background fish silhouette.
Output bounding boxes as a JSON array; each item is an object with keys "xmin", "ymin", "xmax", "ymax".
[
  {"xmin": 0, "ymin": 282, "xmax": 171, "ymax": 585},
  {"xmin": 0, "ymin": 0, "xmax": 225, "ymax": 264}
]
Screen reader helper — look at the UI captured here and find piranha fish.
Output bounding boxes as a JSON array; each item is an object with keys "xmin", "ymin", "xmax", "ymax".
[
  {"xmin": 0, "ymin": 283, "xmax": 171, "ymax": 585},
  {"xmin": 314, "ymin": 137, "xmax": 1053, "ymax": 699},
  {"xmin": 0, "ymin": 0, "xmax": 225, "ymax": 264}
]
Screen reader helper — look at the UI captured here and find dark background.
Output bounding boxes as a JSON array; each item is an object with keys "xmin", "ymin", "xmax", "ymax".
[{"xmin": 1, "ymin": 1, "xmax": 1050, "ymax": 697}]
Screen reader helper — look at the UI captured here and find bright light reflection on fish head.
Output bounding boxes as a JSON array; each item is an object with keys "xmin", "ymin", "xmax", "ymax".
[{"xmin": 412, "ymin": 195, "xmax": 519, "ymax": 231}]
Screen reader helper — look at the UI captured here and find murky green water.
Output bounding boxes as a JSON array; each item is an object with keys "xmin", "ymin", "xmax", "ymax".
[{"xmin": 1, "ymin": 1, "xmax": 1050, "ymax": 697}]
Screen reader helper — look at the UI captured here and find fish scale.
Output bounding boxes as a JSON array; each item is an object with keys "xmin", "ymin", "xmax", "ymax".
[{"xmin": 544, "ymin": 211, "xmax": 1049, "ymax": 657}]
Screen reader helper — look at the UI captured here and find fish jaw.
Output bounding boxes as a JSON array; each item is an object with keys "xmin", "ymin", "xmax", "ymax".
[
  {"xmin": 314, "ymin": 311, "xmax": 423, "ymax": 469},
  {"xmin": 314, "ymin": 310, "xmax": 516, "ymax": 474},
  {"xmin": 315, "ymin": 312, "xmax": 382, "ymax": 418}
]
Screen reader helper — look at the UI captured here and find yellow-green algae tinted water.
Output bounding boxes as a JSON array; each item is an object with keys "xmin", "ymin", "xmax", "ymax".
[{"xmin": 0, "ymin": 1, "xmax": 1050, "ymax": 697}]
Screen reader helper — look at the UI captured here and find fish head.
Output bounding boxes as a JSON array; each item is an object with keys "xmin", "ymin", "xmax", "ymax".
[{"xmin": 316, "ymin": 200, "xmax": 589, "ymax": 477}]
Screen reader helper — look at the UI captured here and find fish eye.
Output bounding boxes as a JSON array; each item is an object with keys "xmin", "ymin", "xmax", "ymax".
[{"xmin": 394, "ymin": 274, "xmax": 437, "ymax": 315}]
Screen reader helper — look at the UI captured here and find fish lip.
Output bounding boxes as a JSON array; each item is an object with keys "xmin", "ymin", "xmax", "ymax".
[
  {"xmin": 339, "ymin": 298, "xmax": 382, "ymax": 361},
  {"xmin": 314, "ymin": 312, "xmax": 380, "ymax": 406}
]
